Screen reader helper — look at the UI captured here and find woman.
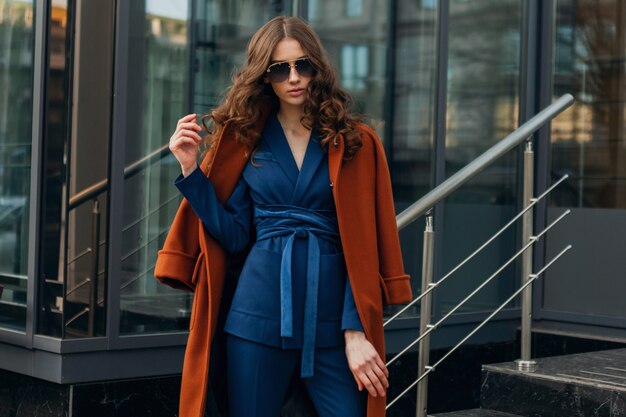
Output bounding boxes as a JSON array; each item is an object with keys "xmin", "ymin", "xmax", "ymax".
[{"xmin": 156, "ymin": 15, "xmax": 412, "ymax": 417}]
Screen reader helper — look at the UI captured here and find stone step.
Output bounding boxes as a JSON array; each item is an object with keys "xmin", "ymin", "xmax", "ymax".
[
  {"xmin": 431, "ymin": 408, "xmax": 521, "ymax": 416},
  {"xmin": 481, "ymin": 348, "xmax": 626, "ymax": 416}
]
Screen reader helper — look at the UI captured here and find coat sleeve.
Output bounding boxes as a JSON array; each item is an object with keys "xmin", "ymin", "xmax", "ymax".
[
  {"xmin": 153, "ymin": 195, "xmax": 202, "ymax": 292},
  {"xmin": 154, "ymin": 142, "xmax": 219, "ymax": 292},
  {"xmin": 367, "ymin": 125, "xmax": 413, "ymax": 305}
]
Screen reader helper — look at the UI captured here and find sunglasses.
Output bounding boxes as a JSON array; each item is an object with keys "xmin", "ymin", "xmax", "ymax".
[{"xmin": 265, "ymin": 57, "xmax": 316, "ymax": 83}]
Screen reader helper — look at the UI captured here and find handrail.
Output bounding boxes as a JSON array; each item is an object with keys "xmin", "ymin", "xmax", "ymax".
[
  {"xmin": 122, "ymin": 193, "xmax": 180, "ymax": 234},
  {"xmin": 69, "ymin": 143, "xmax": 171, "ymax": 209},
  {"xmin": 120, "ymin": 264, "xmax": 156, "ymax": 291},
  {"xmin": 121, "ymin": 228, "xmax": 171, "ymax": 264},
  {"xmin": 386, "ymin": 209, "xmax": 570, "ymax": 367},
  {"xmin": 396, "ymin": 93, "xmax": 574, "ymax": 231},
  {"xmin": 386, "ymin": 244, "xmax": 572, "ymax": 410},
  {"xmin": 384, "ymin": 174, "xmax": 569, "ymax": 328}
]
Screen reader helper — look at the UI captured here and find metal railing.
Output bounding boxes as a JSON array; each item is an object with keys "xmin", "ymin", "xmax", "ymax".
[
  {"xmin": 385, "ymin": 94, "xmax": 575, "ymax": 416},
  {"xmin": 58, "ymin": 143, "xmax": 172, "ymax": 336}
]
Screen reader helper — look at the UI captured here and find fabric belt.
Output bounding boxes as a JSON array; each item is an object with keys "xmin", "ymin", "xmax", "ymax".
[{"xmin": 254, "ymin": 204, "xmax": 340, "ymax": 378}]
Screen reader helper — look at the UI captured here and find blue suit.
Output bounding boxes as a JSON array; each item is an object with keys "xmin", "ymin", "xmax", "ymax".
[{"xmin": 175, "ymin": 113, "xmax": 365, "ymax": 417}]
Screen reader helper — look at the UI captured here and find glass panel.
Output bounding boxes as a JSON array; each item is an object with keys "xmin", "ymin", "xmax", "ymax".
[
  {"xmin": 120, "ymin": 0, "xmax": 192, "ymax": 334},
  {"xmin": 551, "ymin": 0, "xmax": 626, "ymax": 209},
  {"xmin": 37, "ymin": 0, "xmax": 75, "ymax": 338},
  {"xmin": 309, "ymin": 1, "xmax": 387, "ymax": 128},
  {"xmin": 0, "ymin": 0, "xmax": 36, "ymax": 332},
  {"xmin": 192, "ymin": 0, "xmax": 288, "ymax": 113},
  {"xmin": 63, "ymin": 1, "xmax": 114, "ymax": 338},
  {"xmin": 391, "ymin": 1, "xmax": 438, "ymax": 315},
  {"xmin": 543, "ymin": 0, "xmax": 626, "ymax": 318},
  {"xmin": 439, "ymin": 0, "xmax": 522, "ymax": 316}
]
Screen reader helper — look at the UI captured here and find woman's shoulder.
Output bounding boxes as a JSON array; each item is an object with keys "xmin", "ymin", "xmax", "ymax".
[{"xmin": 354, "ymin": 122, "xmax": 385, "ymax": 156}]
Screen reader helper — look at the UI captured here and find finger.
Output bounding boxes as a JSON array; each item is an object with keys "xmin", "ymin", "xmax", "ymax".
[
  {"xmin": 373, "ymin": 355, "xmax": 390, "ymax": 383},
  {"xmin": 178, "ymin": 129, "xmax": 203, "ymax": 143},
  {"xmin": 365, "ymin": 369, "xmax": 386, "ymax": 397},
  {"xmin": 349, "ymin": 369, "xmax": 362, "ymax": 390},
  {"xmin": 357, "ymin": 372, "xmax": 378, "ymax": 397},
  {"xmin": 178, "ymin": 113, "xmax": 197, "ymax": 125},
  {"xmin": 179, "ymin": 121, "xmax": 203, "ymax": 132},
  {"xmin": 371, "ymin": 364, "xmax": 389, "ymax": 390}
]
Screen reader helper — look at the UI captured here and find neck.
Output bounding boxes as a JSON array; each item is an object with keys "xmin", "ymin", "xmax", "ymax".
[{"xmin": 277, "ymin": 104, "xmax": 306, "ymax": 131}]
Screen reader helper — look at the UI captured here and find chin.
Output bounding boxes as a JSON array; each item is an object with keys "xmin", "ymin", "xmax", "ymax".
[{"xmin": 279, "ymin": 97, "xmax": 307, "ymax": 107}]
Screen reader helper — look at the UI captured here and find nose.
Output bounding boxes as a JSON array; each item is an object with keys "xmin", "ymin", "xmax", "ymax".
[{"xmin": 288, "ymin": 65, "xmax": 300, "ymax": 83}]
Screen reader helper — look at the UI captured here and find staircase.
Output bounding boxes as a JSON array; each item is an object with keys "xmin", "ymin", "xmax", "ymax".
[
  {"xmin": 432, "ymin": 348, "xmax": 626, "ymax": 416},
  {"xmin": 432, "ymin": 410, "xmax": 520, "ymax": 417}
]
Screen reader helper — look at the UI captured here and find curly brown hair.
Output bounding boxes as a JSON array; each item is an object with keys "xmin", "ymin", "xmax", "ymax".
[{"xmin": 200, "ymin": 16, "xmax": 363, "ymax": 160}]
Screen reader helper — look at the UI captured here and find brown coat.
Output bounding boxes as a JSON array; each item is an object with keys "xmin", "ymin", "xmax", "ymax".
[{"xmin": 154, "ymin": 105, "xmax": 412, "ymax": 417}]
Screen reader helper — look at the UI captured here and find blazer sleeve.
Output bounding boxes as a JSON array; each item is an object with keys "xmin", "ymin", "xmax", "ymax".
[
  {"xmin": 369, "ymin": 126, "xmax": 413, "ymax": 305},
  {"xmin": 341, "ymin": 274, "xmax": 364, "ymax": 331},
  {"xmin": 175, "ymin": 166, "xmax": 252, "ymax": 254}
]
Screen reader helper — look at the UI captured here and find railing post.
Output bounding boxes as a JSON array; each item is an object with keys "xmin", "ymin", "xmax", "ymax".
[
  {"xmin": 517, "ymin": 140, "xmax": 536, "ymax": 372},
  {"xmin": 416, "ymin": 212, "xmax": 434, "ymax": 417},
  {"xmin": 88, "ymin": 199, "xmax": 100, "ymax": 337}
]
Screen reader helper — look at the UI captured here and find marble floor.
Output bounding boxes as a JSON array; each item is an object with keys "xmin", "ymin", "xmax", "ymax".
[
  {"xmin": 480, "ymin": 348, "xmax": 626, "ymax": 416},
  {"xmin": 431, "ymin": 408, "xmax": 521, "ymax": 416},
  {"xmin": 484, "ymin": 348, "xmax": 626, "ymax": 391}
]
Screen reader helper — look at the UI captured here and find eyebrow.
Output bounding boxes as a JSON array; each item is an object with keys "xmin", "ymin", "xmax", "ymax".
[{"xmin": 269, "ymin": 55, "xmax": 308, "ymax": 64}]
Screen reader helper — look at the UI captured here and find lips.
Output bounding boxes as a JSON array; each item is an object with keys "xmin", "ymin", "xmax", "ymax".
[{"xmin": 287, "ymin": 88, "xmax": 304, "ymax": 96}]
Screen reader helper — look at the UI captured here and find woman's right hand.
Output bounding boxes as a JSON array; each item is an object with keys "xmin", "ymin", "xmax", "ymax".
[{"xmin": 169, "ymin": 113, "xmax": 204, "ymax": 177}]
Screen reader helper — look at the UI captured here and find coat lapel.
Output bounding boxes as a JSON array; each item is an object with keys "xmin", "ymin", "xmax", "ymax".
[
  {"xmin": 204, "ymin": 104, "xmax": 274, "ymax": 203},
  {"xmin": 205, "ymin": 128, "xmax": 251, "ymax": 203}
]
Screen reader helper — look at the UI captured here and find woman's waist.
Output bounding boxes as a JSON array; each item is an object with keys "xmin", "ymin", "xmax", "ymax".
[
  {"xmin": 251, "ymin": 236, "xmax": 343, "ymax": 255},
  {"xmin": 254, "ymin": 205, "xmax": 338, "ymax": 232}
]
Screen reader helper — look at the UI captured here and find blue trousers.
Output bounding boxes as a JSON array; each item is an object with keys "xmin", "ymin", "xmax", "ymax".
[{"xmin": 226, "ymin": 334, "xmax": 367, "ymax": 417}]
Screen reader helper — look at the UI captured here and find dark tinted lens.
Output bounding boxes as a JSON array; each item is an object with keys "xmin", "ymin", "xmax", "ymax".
[
  {"xmin": 295, "ymin": 59, "xmax": 315, "ymax": 77},
  {"xmin": 267, "ymin": 62, "xmax": 290, "ymax": 82}
]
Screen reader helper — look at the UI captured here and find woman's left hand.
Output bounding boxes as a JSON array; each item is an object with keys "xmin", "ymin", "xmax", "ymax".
[{"xmin": 344, "ymin": 329, "xmax": 389, "ymax": 397}]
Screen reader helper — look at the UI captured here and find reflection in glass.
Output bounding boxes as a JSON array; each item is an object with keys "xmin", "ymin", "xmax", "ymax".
[
  {"xmin": 192, "ymin": 0, "xmax": 287, "ymax": 114},
  {"xmin": 440, "ymin": 0, "xmax": 522, "ymax": 316},
  {"xmin": 391, "ymin": 1, "xmax": 438, "ymax": 314},
  {"xmin": 0, "ymin": 1, "xmax": 36, "ymax": 332},
  {"xmin": 551, "ymin": 0, "xmax": 626, "ymax": 209},
  {"xmin": 393, "ymin": 1, "xmax": 437, "ymax": 203},
  {"xmin": 309, "ymin": 1, "xmax": 387, "ymax": 127},
  {"xmin": 120, "ymin": 1, "xmax": 192, "ymax": 334},
  {"xmin": 542, "ymin": 0, "xmax": 626, "ymax": 319}
]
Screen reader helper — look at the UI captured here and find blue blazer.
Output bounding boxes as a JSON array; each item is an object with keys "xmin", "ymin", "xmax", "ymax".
[{"xmin": 175, "ymin": 113, "xmax": 363, "ymax": 377}]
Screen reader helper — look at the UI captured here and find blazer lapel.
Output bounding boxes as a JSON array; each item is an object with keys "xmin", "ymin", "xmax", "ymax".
[
  {"xmin": 328, "ymin": 134, "xmax": 344, "ymax": 194},
  {"xmin": 263, "ymin": 113, "xmax": 299, "ymax": 188},
  {"xmin": 291, "ymin": 129, "xmax": 323, "ymax": 205}
]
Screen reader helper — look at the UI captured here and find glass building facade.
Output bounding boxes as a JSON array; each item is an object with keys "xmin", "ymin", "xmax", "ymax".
[{"xmin": 0, "ymin": 0, "xmax": 625, "ymax": 414}]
